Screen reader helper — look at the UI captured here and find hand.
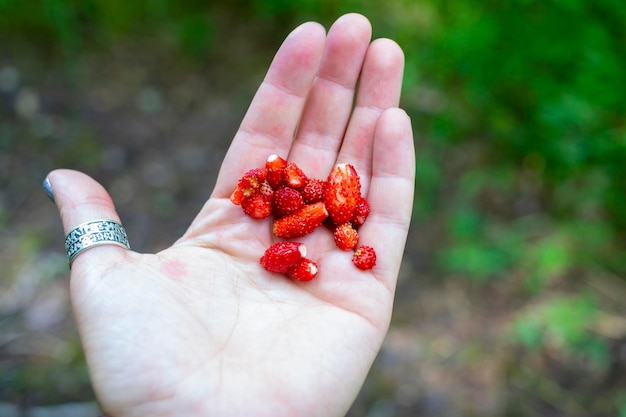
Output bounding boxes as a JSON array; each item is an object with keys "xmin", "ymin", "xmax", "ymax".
[{"xmin": 46, "ymin": 13, "xmax": 415, "ymax": 417}]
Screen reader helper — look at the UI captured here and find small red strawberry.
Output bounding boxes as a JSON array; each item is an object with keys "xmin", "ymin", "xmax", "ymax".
[
  {"xmin": 266, "ymin": 154, "xmax": 287, "ymax": 189},
  {"xmin": 352, "ymin": 197, "xmax": 370, "ymax": 227},
  {"xmin": 241, "ymin": 194, "xmax": 272, "ymax": 219},
  {"xmin": 288, "ymin": 258, "xmax": 319, "ymax": 281},
  {"xmin": 352, "ymin": 245, "xmax": 376, "ymax": 270},
  {"xmin": 273, "ymin": 201, "xmax": 328, "ymax": 238},
  {"xmin": 284, "ymin": 162, "xmax": 308, "ymax": 189},
  {"xmin": 325, "ymin": 163, "xmax": 361, "ymax": 224},
  {"xmin": 260, "ymin": 242, "xmax": 307, "ymax": 273},
  {"xmin": 273, "ymin": 186, "xmax": 305, "ymax": 217},
  {"xmin": 230, "ymin": 168, "xmax": 268, "ymax": 205},
  {"xmin": 230, "ymin": 188, "xmax": 246, "ymax": 205},
  {"xmin": 302, "ymin": 178, "xmax": 326, "ymax": 203},
  {"xmin": 333, "ymin": 223, "xmax": 358, "ymax": 251},
  {"xmin": 259, "ymin": 180, "xmax": 274, "ymax": 197}
]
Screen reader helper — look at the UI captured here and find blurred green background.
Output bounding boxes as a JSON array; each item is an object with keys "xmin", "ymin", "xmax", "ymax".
[{"xmin": 1, "ymin": 0, "xmax": 626, "ymax": 415}]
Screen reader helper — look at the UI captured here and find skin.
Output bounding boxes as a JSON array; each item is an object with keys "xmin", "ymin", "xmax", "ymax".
[{"xmin": 46, "ymin": 13, "xmax": 415, "ymax": 417}]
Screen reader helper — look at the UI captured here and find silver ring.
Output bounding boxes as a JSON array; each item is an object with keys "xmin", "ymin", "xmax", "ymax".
[{"xmin": 65, "ymin": 219, "xmax": 130, "ymax": 267}]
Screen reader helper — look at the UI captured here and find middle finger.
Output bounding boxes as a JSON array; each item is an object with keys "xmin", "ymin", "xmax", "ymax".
[{"xmin": 288, "ymin": 13, "xmax": 372, "ymax": 178}]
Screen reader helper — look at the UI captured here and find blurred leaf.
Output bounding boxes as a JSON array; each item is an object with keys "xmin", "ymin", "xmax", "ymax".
[
  {"xmin": 522, "ymin": 234, "xmax": 571, "ymax": 293},
  {"xmin": 512, "ymin": 294, "xmax": 609, "ymax": 369},
  {"xmin": 449, "ymin": 206, "xmax": 482, "ymax": 240},
  {"xmin": 543, "ymin": 295, "xmax": 596, "ymax": 346},
  {"xmin": 174, "ymin": 14, "xmax": 214, "ymax": 60},
  {"xmin": 413, "ymin": 149, "xmax": 441, "ymax": 218},
  {"xmin": 439, "ymin": 241, "xmax": 510, "ymax": 281},
  {"xmin": 513, "ymin": 314, "xmax": 544, "ymax": 350}
]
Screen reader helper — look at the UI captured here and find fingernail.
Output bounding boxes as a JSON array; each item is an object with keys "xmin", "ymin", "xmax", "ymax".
[{"xmin": 42, "ymin": 177, "xmax": 55, "ymax": 203}]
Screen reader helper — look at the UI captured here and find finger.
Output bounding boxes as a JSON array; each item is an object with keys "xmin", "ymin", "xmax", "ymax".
[
  {"xmin": 288, "ymin": 13, "xmax": 372, "ymax": 178},
  {"xmin": 358, "ymin": 108, "xmax": 415, "ymax": 292},
  {"xmin": 337, "ymin": 38, "xmax": 405, "ymax": 191},
  {"xmin": 212, "ymin": 22, "xmax": 327, "ymax": 199},
  {"xmin": 45, "ymin": 169, "xmax": 131, "ymax": 270}
]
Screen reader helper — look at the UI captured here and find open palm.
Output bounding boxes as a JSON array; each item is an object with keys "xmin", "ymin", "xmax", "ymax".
[{"xmin": 47, "ymin": 14, "xmax": 415, "ymax": 417}]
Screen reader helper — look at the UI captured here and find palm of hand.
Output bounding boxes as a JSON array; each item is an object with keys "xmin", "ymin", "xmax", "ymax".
[
  {"xmin": 49, "ymin": 14, "xmax": 414, "ymax": 417},
  {"xmin": 78, "ymin": 198, "xmax": 390, "ymax": 416}
]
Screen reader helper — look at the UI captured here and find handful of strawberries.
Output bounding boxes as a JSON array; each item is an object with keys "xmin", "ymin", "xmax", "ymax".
[{"xmin": 230, "ymin": 154, "xmax": 377, "ymax": 281}]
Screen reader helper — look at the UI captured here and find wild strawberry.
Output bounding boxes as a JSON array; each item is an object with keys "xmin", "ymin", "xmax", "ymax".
[
  {"xmin": 302, "ymin": 178, "xmax": 326, "ymax": 203},
  {"xmin": 273, "ymin": 186, "xmax": 305, "ymax": 217},
  {"xmin": 325, "ymin": 163, "xmax": 361, "ymax": 225},
  {"xmin": 260, "ymin": 242, "xmax": 307, "ymax": 273},
  {"xmin": 334, "ymin": 223, "xmax": 358, "ymax": 251},
  {"xmin": 230, "ymin": 188, "xmax": 246, "ymax": 205},
  {"xmin": 284, "ymin": 162, "xmax": 308, "ymax": 189},
  {"xmin": 352, "ymin": 197, "xmax": 370, "ymax": 227},
  {"xmin": 230, "ymin": 168, "xmax": 268, "ymax": 205},
  {"xmin": 266, "ymin": 154, "xmax": 287, "ymax": 189},
  {"xmin": 288, "ymin": 258, "xmax": 319, "ymax": 281},
  {"xmin": 352, "ymin": 245, "xmax": 376, "ymax": 270},
  {"xmin": 273, "ymin": 201, "xmax": 328, "ymax": 238},
  {"xmin": 241, "ymin": 194, "xmax": 272, "ymax": 219},
  {"xmin": 259, "ymin": 180, "xmax": 274, "ymax": 197}
]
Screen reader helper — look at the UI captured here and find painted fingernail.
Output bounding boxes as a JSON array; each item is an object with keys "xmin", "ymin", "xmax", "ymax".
[{"xmin": 42, "ymin": 177, "xmax": 55, "ymax": 203}]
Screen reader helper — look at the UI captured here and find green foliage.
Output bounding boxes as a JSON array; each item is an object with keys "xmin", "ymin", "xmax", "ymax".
[
  {"xmin": 438, "ymin": 204, "xmax": 513, "ymax": 281},
  {"xmin": 403, "ymin": 0, "xmax": 624, "ymax": 359},
  {"xmin": 249, "ymin": 0, "xmax": 375, "ymax": 25},
  {"xmin": 418, "ymin": 0, "xmax": 626, "ymax": 231},
  {"xmin": 0, "ymin": 0, "xmax": 214, "ymax": 60},
  {"xmin": 512, "ymin": 294, "xmax": 610, "ymax": 369},
  {"xmin": 396, "ymin": 3, "xmax": 624, "ymax": 406},
  {"xmin": 619, "ymin": 394, "xmax": 626, "ymax": 417}
]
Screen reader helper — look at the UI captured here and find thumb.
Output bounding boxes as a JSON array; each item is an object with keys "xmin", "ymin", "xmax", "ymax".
[{"xmin": 45, "ymin": 169, "xmax": 132, "ymax": 270}]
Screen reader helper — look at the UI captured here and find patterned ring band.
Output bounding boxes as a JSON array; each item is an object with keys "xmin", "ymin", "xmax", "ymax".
[{"xmin": 65, "ymin": 219, "xmax": 131, "ymax": 267}]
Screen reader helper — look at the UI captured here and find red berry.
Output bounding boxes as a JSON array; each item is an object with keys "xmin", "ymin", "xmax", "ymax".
[
  {"xmin": 288, "ymin": 258, "xmax": 319, "ymax": 281},
  {"xmin": 334, "ymin": 223, "xmax": 358, "ymax": 251},
  {"xmin": 260, "ymin": 242, "xmax": 307, "ymax": 273},
  {"xmin": 266, "ymin": 154, "xmax": 287, "ymax": 189},
  {"xmin": 272, "ymin": 202, "xmax": 328, "ymax": 238},
  {"xmin": 284, "ymin": 162, "xmax": 308, "ymax": 189},
  {"xmin": 325, "ymin": 163, "xmax": 361, "ymax": 224},
  {"xmin": 302, "ymin": 178, "xmax": 326, "ymax": 203},
  {"xmin": 230, "ymin": 168, "xmax": 268, "ymax": 205},
  {"xmin": 352, "ymin": 197, "xmax": 370, "ymax": 227},
  {"xmin": 241, "ymin": 194, "xmax": 272, "ymax": 219},
  {"xmin": 259, "ymin": 180, "xmax": 274, "ymax": 197},
  {"xmin": 273, "ymin": 186, "xmax": 305, "ymax": 217},
  {"xmin": 230, "ymin": 188, "xmax": 245, "ymax": 206},
  {"xmin": 352, "ymin": 245, "xmax": 376, "ymax": 270},
  {"xmin": 233, "ymin": 157, "xmax": 376, "ymax": 280}
]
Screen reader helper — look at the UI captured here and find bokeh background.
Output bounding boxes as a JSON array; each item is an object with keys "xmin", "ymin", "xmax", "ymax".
[{"xmin": 2, "ymin": 1, "xmax": 626, "ymax": 416}]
